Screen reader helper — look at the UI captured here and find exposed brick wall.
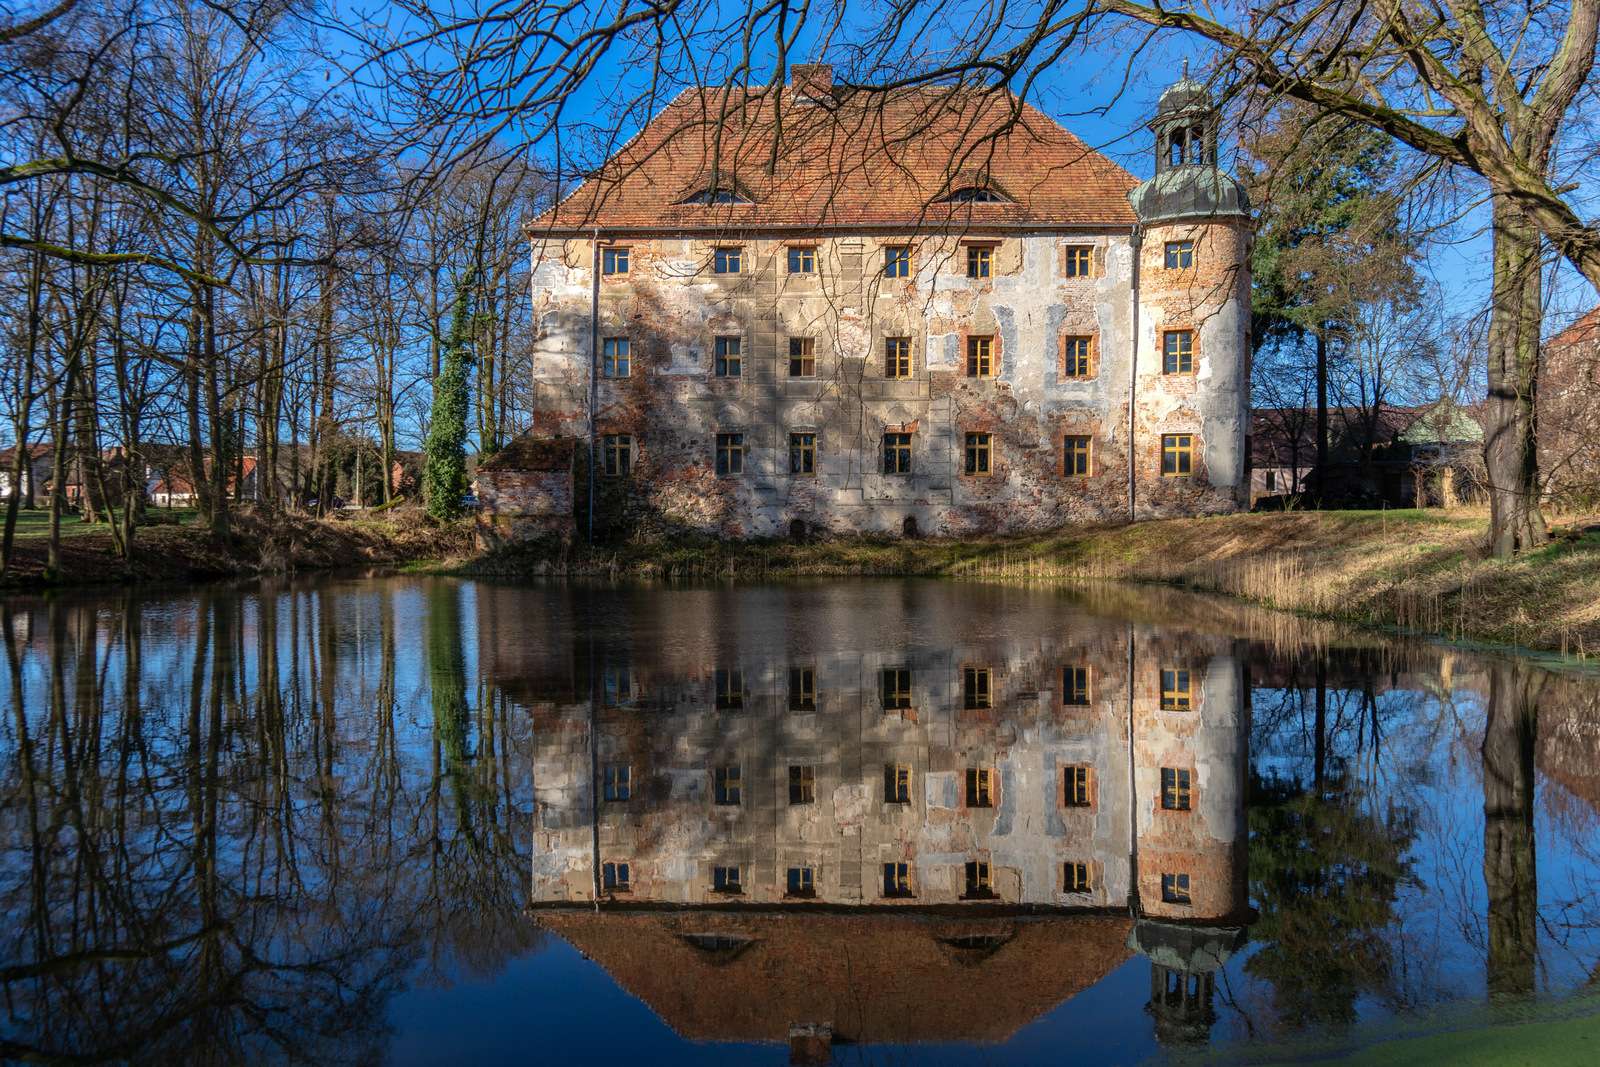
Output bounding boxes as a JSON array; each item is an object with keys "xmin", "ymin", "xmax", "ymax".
[{"xmin": 473, "ymin": 468, "xmax": 575, "ymax": 547}]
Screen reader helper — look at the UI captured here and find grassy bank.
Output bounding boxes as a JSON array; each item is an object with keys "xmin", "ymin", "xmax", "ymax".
[
  {"xmin": 464, "ymin": 508, "xmax": 1600, "ymax": 655},
  {"xmin": 0, "ymin": 506, "xmax": 470, "ymax": 590}
]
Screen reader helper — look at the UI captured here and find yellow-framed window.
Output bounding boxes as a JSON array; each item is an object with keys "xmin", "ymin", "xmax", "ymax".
[
  {"xmin": 966, "ymin": 767, "xmax": 993, "ymax": 808},
  {"xmin": 1063, "ymin": 764, "xmax": 1091, "ymax": 807},
  {"xmin": 881, "ymin": 667, "xmax": 912, "ymax": 709},
  {"xmin": 601, "ymin": 433, "xmax": 634, "ymax": 477},
  {"xmin": 789, "ymin": 432, "xmax": 817, "ymax": 475},
  {"xmin": 964, "ymin": 860, "xmax": 993, "ymax": 897},
  {"xmin": 1063, "ymin": 245, "xmax": 1093, "ymax": 278},
  {"xmin": 1063, "ymin": 434, "xmax": 1092, "ymax": 477},
  {"xmin": 1064, "ymin": 861, "xmax": 1091, "ymax": 892},
  {"xmin": 1160, "ymin": 767, "xmax": 1192, "ymax": 811},
  {"xmin": 882, "ymin": 432, "xmax": 913, "ymax": 474},
  {"xmin": 714, "ymin": 765, "xmax": 742, "ymax": 805},
  {"xmin": 601, "ymin": 246, "xmax": 630, "ymax": 275},
  {"xmin": 966, "ymin": 335, "xmax": 994, "ymax": 377},
  {"xmin": 964, "ymin": 432, "xmax": 992, "ymax": 475},
  {"xmin": 1160, "ymin": 667, "xmax": 1193, "ymax": 710},
  {"xmin": 788, "ymin": 336, "xmax": 816, "ymax": 377},
  {"xmin": 713, "ymin": 335, "xmax": 742, "ymax": 377},
  {"xmin": 1164, "ymin": 240, "xmax": 1194, "ymax": 269},
  {"xmin": 884, "ymin": 336, "xmax": 913, "ymax": 379},
  {"xmin": 884, "ymin": 245, "xmax": 912, "ymax": 278},
  {"xmin": 715, "ymin": 432, "xmax": 745, "ymax": 476},
  {"xmin": 786, "ymin": 245, "xmax": 816, "ymax": 273},
  {"xmin": 966, "ymin": 245, "xmax": 993, "ymax": 279},
  {"xmin": 1062, "ymin": 665, "xmax": 1090, "ymax": 706},
  {"xmin": 788, "ymin": 666, "xmax": 816, "ymax": 710},
  {"xmin": 1161, "ymin": 434, "xmax": 1193, "ymax": 477},
  {"xmin": 789, "ymin": 764, "xmax": 816, "ymax": 804},
  {"xmin": 962, "ymin": 666, "xmax": 993, "ymax": 709},
  {"xmin": 884, "ymin": 763, "xmax": 912, "ymax": 803},
  {"xmin": 1162, "ymin": 329, "xmax": 1194, "ymax": 373},
  {"xmin": 1062, "ymin": 335, "xmax": 1093, "ymax": 378}
]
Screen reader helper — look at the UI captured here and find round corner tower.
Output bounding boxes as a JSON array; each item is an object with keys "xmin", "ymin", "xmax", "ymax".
[{"xmin": 1127, "ymin": 74, "xmax": 1251, "ymax": 517}]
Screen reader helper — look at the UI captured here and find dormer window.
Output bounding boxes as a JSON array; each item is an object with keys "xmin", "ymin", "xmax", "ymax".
[
  {"xmin": 679, "ymin": 178, "xmax": 753, "ymax": 205},
  {"xmin": 939, "ymin": 186, "xmax": 1009, "ymax": 204}
]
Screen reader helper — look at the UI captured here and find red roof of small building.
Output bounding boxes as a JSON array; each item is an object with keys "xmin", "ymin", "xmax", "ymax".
[
  {"xmin": 536, "ymin": 80, "xmax": 1139, "ymax": 234},
  {"xmin": 1548, "ymin": 304, "xmax": 1600, "ymax": 349}
]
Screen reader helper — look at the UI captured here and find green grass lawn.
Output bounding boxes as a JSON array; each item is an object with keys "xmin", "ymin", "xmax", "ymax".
[{"xmin": 3, "ymin": 506, "xmax": 200, "ymax": 539}]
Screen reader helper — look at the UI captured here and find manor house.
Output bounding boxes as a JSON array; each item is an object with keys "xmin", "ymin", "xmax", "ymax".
[{"xmin": 523, "ymin": 65, "xmax": 1249, "ymax": 537}]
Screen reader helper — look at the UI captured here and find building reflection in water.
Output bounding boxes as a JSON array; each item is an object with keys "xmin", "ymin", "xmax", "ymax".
[{"xmin": 514, "ymin": 583, "xmax": 1254, "ymax": 1055}]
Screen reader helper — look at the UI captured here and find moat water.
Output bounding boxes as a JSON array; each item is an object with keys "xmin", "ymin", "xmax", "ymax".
[{"xmin": 2, "ymin": 576, "xmax": 1598, "ymax": 1064}]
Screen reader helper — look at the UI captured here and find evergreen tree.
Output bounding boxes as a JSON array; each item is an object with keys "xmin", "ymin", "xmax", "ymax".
[{"xmin": 423, "ymin": 271, "xmax": 476, "ymax": 522}]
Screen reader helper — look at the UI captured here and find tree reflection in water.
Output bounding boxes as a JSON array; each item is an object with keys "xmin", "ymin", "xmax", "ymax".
[{"xmin": 0, "ymin": 582, "xmax": 538, "ymax": 1064}]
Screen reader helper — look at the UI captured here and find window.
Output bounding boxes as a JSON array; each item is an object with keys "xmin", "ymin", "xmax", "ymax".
[
  {"xmin": 1160, "ymin": 668, "xmax": 1193, "ymax": 710},
  {"xmin": 789, "ymin": 432, "xmax": 817, "ymax": 476},
  {"xmin": 715, "ymin": 432, "xmax": 745, "ymax": 476},
  {"xmin": 884, "ymin": 337, "xmax": 912, "ymax": 379},
  {"xmin": 787, "ymin": 246, "xmax": 816, "ymax": 274},
  {"xmin": 788, "ymin": 667, "xmax": 816, "ymax": 711},
  {"xmin": 1161, "ymin": 434, "xmax": 1194, "ymax": 477},
  {"xmin": 1062, "ymin": 666, "xmax": 1090, "ymax": 707},
  {"xmin": 602, "ymin": 861, "xmax": 631, "ymax": 892},
  {"xmin": 1162, "ymin": 330, "xmax": 1194, "ymax": 374},
  {"xmin": 713, "ymin": 865, "xmax": 743, "ymax": 893},
  {"xmin": 601, "ymin": 433, "xmax": 634, "ymax": 477},
  {"xmin": 963, "ymin": 432, "xmax": 992, "ymax": 476},
  {"xmin": 715, "ymin": 668, "xmax": 744, "ymax": 710},
  {"xmin": 881, "ymin": 668, "xmax": 912, "ymax": 711},
  {"xmin": 964, "ymin": 860, "xmax": 994, "ymax": 898},
  {"xmin": 1064, "ymin": 861, "xmax": 1091, "ymax": 893},
  {"xmin": 962, "ymin": 666, "xmax": 992, "ymax": 709},
  {"xmin": 966, "ymin": 767, "xmax": 993, "ymax": 808},
  {"xmin": 787, "ymin": 866, "xmax": 815, "ymax": 896},
  {"xmin": 601, "ymin": 337, "xmax": 631, "ymax": 378},
  {"xmin": 1164, "ymin": 240, "xmax": 1194, "ymax": 269},
  {"xmin": 788, "ymin": 336, "xmax": 816, "ymax": 377},
  {"xmin": 789, "ymin": 765, "xmax": 816, "ymax": 805},
  {"xmin": 884, "ymin": 245, "xmax": 912, "ymax": 278},
  {"xmin": 1063, "ymin": 245, "xmax": 1093, "ymax": 277},
  {"xmin": 603, "ymin": 664, "xmax": 634, "ymax": 706},
  {"xmin": 882, "ymin": 432, "xmax": 913, "ymax": 475},
  {"xmin": 601, "ymin": 247, "xmax": 630, "ymax": 275},
  {"xmin": 943, "ymin": 186, "xmax": 1007, "ymax": 203},
  {"xmin": 966, "ymin": 246, "xmax": 993, "ymax": 279},
  {"xmin": 1062, "ymin": 335, "xmax": 1093, "ymax": 378},
  {"xmin": 602, "ymin": 764, "xmax": 632, "ymax": 802},
  {"xmin": 966, "ymin": 336, "xmax": 994, "ymax": 377},
  {"xmin": 883, "ymin": 862, "xmax": 913, "ymax": 897},
  {"xmin": 1169, "ymin": 130, "xmax": 1186, "ymax": 169},
  {"xmin": 1161, "ymin": 767, "xmax": 1193, "ymax": 811},
  {"xmin": 1161, "ymin": 872, "xmax": 1192, "ymax": 905},
  {"xmin": 681, "ymin": 185, "xmax": 751, "ymax": 205},
  {"xmin": 884, "ymin": 763, "xmax": 912, "ymax": 803},
  {"xmin": 1063, "ymin": 435, "xmax": 1092, "ymax": 477},
  {"xmin": 713, "ymin": 246, "xmax": 742, "ymax": 273},
  {"xmin": 1063, "ymin": 765, "xmax": 1090, "ymax": 807},
  {"xmin": 714, "ymin": 765, "xmax": 742, "ymax": 806},
  {"xmin": 714, "ymin": 335, "xmax": 742, "ymax": 378}
]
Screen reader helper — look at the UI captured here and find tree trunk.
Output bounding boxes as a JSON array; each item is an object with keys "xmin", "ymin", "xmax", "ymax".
[
  {"xmin": 1484, "ymin": 198, "xmax": 1548, "ymax": 557},
  {"xmin": 1314, "ymin": 328, "xmax": 1328, "ymax": 507},
  {"xmin": 1483, "ymin": 659, "xmax": 1540, "ymax": 1000}
]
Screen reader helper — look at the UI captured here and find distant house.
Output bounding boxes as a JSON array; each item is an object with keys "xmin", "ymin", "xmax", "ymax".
[
  {"xmin": 1250, "ymin": 402, "xmax": 1483, "ymax": 508},
  {"xmin": 1539, "ymin": 305, "xmax": 1600, "ymax": 506},
  {"xmin": 0, "ymin": 444, "xmax": 52, "ymax": 503}
]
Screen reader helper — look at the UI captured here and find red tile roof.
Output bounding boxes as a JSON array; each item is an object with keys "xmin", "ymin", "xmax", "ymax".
[
  {"xmin": 536, "ymin": 84, "xmax": 1138, "ymax": 234},
  {"xmin": 1548, "ymin": 304, "xmax": 1600, "ymax": 349}
]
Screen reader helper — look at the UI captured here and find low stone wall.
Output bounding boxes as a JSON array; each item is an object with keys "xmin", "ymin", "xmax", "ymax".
[{"xmin": 474, "ymin": 468, "xmax": 575, "ymax": 548}]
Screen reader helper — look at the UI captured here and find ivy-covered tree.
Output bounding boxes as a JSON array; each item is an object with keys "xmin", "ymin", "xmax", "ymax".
[{"xmin": 423, "ymin": 271, "xmax": 477, "ymax": 522}]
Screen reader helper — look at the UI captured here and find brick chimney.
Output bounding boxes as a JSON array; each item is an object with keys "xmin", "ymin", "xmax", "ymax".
[{"xmin": 789, "ymin": 64, "xmax": 834, "ymax": 102}]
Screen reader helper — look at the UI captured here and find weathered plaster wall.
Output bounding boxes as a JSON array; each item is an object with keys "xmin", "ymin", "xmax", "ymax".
[
  {"xmin": 473, "ymin": 468, "xmax": 575, "ymax": 547},
  {"xmin": 529, "ymin": 224, "xmax": 1249, "ymax": 538}
]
